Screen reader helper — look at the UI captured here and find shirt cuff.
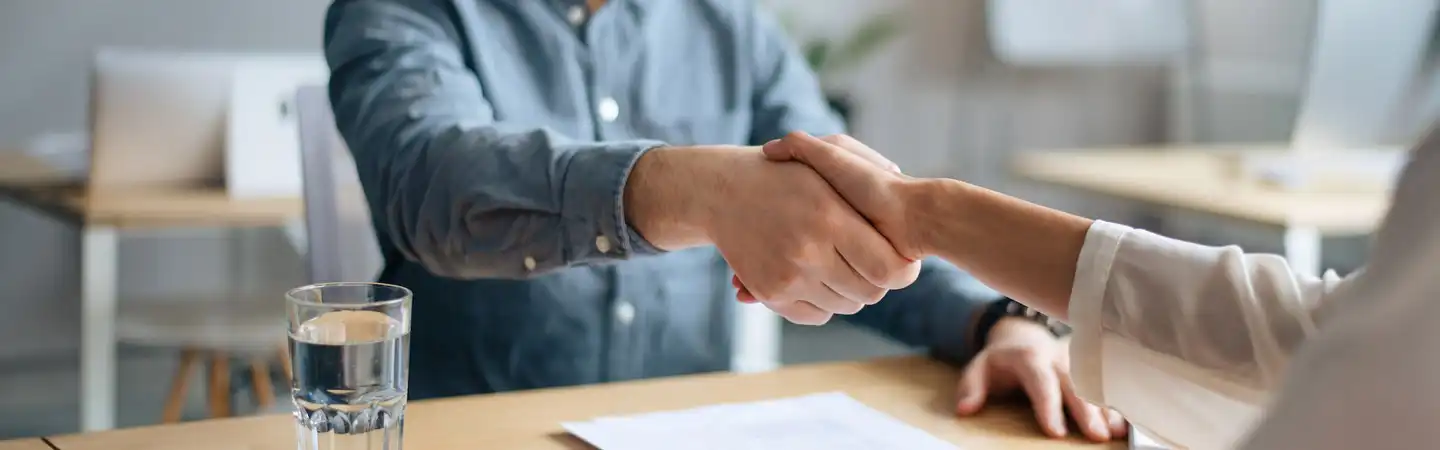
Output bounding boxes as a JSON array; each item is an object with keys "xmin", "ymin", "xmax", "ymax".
[
  {"xmin": 1067, "ymin": 220, "xmax": 1132, "ymax": 406},
  {"xmin": 560, "ymin": 140, "xmax": 668, "ymax": 265}
]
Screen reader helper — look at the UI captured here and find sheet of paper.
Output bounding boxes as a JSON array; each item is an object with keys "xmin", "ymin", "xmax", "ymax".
[{"xmin": 563, "ymin": 392, "xmax": 960, "ymax": 450}]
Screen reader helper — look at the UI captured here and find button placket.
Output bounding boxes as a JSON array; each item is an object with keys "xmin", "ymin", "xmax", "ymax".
[
  {"xmin": 596, "ymin": 97, "xmax": 620, "ymax": 123},
  {"xmin": 614, "ymin": 301, "xmax": 636, "ymax": 325},
  {"xmin": 565, "ymin": 5, "xmax": 587, "ymax": 27}
]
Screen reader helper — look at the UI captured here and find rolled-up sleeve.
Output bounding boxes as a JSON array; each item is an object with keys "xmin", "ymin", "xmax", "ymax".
[
  {"xmin": 324, "ymin": 0, "xmax": 665, "ymax": 280},
  {"xmin": 845, "ymin": 258, "xmax": 1002, "ymax": 364}
]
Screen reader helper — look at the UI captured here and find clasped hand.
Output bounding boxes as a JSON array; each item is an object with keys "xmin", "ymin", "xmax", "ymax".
[{"xmin": 726, "ymin": 133, "xmax": 925, "ymax": 322}]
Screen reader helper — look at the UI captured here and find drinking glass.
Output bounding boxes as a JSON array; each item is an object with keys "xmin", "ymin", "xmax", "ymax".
[{"xmin": 287, "ymin": 282, "xmax": 412, "ymax": 450}]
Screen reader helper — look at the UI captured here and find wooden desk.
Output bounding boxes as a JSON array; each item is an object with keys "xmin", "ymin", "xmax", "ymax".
[
  {"xmin": 48, "ymin": 357, "xmax": 1119, "ymax": 449},
  {"xmin": 0, "ymin": 151, "xmax": 302, "ymax": 431},
  {"xmin": 0, "ymin": 439, "xmax": 52, "ymax": 450},
  {"xmin": 1014, "ymin": 147, "xmax": 1392, "ymax": 276}
]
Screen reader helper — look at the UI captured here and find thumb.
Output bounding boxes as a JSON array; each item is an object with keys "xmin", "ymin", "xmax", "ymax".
[{"xmin": 955, "ymin": 363, "xmax": 989, "ymax": 415}]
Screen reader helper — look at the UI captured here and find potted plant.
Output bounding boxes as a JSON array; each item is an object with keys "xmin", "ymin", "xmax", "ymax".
[{"xmin": 781, "ymin": 11, "xmax": 904, "ymax": 129}]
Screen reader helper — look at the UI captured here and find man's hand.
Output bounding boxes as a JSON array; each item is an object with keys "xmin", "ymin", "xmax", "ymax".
[
  {"xmin": 625, "ymin": 145, "xmax": 921, "ymax": 325},
  {"xmin": 961, "ymin": 318, "xmax": 1127, "ymax": 442},
  {"xmin": 760, "ymin": 132, "xmax": 931, "ymax": 260}
]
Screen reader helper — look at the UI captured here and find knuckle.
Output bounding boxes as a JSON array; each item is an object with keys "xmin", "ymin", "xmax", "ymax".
[
  {"xmin": 879, "ymin": 260, "xmax": 922, "ymax": 289},
  {"xmin": 834, "ymin": 300, "xmax": 865, "ymax": 315},
  {"xmin": 805, "ymin": 311, "xmax": 835, "ymax": 325},
  {"xmin": 1001, "ymin": 345, "xmax": 1046, "ymax": 363},
  {"xmin": 860, "ymin": 286, "xmax": 886, "ymax": 305}
]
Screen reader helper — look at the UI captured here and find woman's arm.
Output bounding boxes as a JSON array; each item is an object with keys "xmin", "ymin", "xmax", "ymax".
[{"xmin": 764, "ymin": 132, "xmax": 1344, "ymax": 448}]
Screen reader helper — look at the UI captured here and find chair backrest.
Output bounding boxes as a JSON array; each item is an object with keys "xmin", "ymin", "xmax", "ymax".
[{"xmin": 294, "ymin": 85, "xmax": 384, "ymax": 283}]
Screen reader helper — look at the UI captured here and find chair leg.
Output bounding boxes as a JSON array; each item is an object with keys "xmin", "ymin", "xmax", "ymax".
[
  {"xmin": 249, "ymin": 358, "xmax": 275, "ymax": 411},
  {"xmin": 277, "ymin": 342, "xmax": 293, "ymax": 383},
  {"xmin": 207, "ymin": 352, "xmax": 231, "ymax": 418},
  {"xmin": 161, "ymin": 349, "xmax": 199, "ymax": 423}
]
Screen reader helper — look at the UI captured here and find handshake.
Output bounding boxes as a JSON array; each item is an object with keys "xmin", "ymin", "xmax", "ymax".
[{"xmin": 625, "ymin": 132, "xmax": 945, "ymax": 325}]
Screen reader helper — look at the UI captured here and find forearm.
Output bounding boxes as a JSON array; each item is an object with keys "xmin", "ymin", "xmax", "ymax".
[
  {"xmin": 354, "ymin": 124, "xmax": 665, "ymax": 279},
  {"xmin": 904, "ymin": 179, "xmax": 1092, "ymax": 320}
]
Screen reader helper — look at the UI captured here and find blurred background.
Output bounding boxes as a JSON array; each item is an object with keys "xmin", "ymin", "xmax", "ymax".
[{"xmin": 0, "ymin": 0, "xmax": 1423, "ymax": 440}]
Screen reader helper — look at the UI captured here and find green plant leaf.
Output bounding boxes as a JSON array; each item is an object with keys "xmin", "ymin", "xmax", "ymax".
[
  {"xmin": 826, "ymin": 13, "xmax": 902, "ymax": 74},
  {"xmin": 804, "ymin": 41, "xmax": 832, "ymax": 74}
]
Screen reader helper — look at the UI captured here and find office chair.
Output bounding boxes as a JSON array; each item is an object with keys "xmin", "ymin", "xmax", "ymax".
[{"xmin": 293, "ymin": 85, "xmax": 385, "ymax": 286}]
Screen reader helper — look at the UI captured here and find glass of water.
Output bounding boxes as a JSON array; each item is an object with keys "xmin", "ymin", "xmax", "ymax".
[{"xmin": 287, "ymin": 282, "xmax": 412, "ymax": 450}]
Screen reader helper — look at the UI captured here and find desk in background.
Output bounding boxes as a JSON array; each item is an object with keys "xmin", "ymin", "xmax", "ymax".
[
  {"xmin": 0, "ymin": 151, "xmax": 302, "ymax": 431},
  {"xmin": 0, "ymin": 439, "xmax": 52, "ymax": 450},
  {"xmin": 46, "ymin": 357, "xmax": 1118, "ymax": 449},
  {"xmin": 1014, "ymin": 147, "xmax": 1391, "ymax": 276}
]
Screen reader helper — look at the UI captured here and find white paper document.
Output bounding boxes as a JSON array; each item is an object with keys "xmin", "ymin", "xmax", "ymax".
[{"xmin": 562, "ymin": 392, "xmax": 960, "ymax": 450}]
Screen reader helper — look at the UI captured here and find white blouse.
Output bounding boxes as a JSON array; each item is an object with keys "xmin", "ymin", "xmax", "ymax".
[{"xmin": 1067, "ymin": 134, "xmax": 1440, "ymax": 449}]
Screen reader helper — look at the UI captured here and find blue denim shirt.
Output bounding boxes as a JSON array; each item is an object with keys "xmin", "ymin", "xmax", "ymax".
[{"xmin": 324, "ymin": 0, "xmax": 1001, "ymax": 399}]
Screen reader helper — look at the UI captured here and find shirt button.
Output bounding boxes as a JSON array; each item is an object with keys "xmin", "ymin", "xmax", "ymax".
[
  {"xmin": 595, "ymin": 235, "xmax": 612, "ymax": 253},
  {"xmin": 614, "ymin": 301, "xmax": 636, "ymax": 325},
  {"xmin": 597, "ymin": 97, "xmax": 620, "ymax": 122},
  {"xmin": 566, "ymin": 5, "xmax": 587, "ymax": 27},
  {"xmin": 523, "ymin": 256, "xmax": 537, "ymax": 271}
]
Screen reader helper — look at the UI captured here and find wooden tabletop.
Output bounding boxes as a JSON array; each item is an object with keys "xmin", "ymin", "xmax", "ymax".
[
  {"xmin": 1013, "ymin": 147, "xmax": 1391, "ymax": 234},
  {"xmin": 0, "ymin": 152, "xmax": 300, "ymax": 229},
  {"xmin": 0, "ymin": 439, "xmax": 52, "ymax": 450},
  {"xmin": 47, "ymin": 357, "xmax": 1119, "ymax": 449}
]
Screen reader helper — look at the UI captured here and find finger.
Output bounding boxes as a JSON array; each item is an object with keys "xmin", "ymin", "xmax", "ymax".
[
  {"xmin": 732, "ymin": 275, "xmax": 760, "ymax": 303},
  {"xmin": 954, "ymin": 361, "xmax": 989, "ymax": 416},
  {"xmin": 832, "ymin": 205, "xmax": 919, "ymax": 290},
  {"xmin": 1013, "ymin": 359, "xmax": 1066, "ymax": 438},
  {"xmin": 798, "ymin": 280, "xmax": 865, "ymax": 315},
  {"xmin": 1058, "ymin": 370, "xmax": 1110, "ymax": 441},
  {"xmin": 1106, "ymin": 409, "xmax": 1128, "ymax": 437},
  {"xmin": 763, "ymin": 299, "xmax": 834, "ymax": 325},
  {"xmin": 825, "ymin": 249, "xmax": 888, "ymax": 305},
  {"xmin": 818, "ymin": 134, "xmax": 902, "ymax": 173}
]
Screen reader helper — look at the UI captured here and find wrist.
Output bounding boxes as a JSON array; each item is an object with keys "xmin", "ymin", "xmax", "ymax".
[
  {"xmin": 896, "ymin": 177, "xmax": 969, "ymax": 258},
  {"xmin": 622, "ymin": 146, "xmax": 728, "ymax": 250},
  {"xmin": 987, "ymin": 316, "xmax": 1055, "ymax": 345}
]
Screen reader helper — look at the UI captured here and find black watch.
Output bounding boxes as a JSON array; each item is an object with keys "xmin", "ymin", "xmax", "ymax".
[{"xmin": 974, "ymin": 297, "xmax": 1070, "ymax": 349}]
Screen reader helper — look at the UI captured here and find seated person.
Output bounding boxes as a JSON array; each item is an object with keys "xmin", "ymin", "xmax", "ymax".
[{"xmin": 324, "ymin": 0, "xmax": 1122, "ymax": 440}]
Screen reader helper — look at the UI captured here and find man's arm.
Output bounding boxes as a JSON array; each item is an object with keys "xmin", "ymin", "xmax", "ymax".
[
  {"xmin": 325, "ymin": 0, "xmax": 916, "ymax": 316},
  {"xmin": 325, "ymin": 0, "xmax": 665, "ymax": 279}
]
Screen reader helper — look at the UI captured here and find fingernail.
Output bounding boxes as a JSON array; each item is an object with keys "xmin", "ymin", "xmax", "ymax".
[
  {"xmin": 1051, "ymin": 418, "xmax": 1067, "ymax": 437},
  {"xmin": 1090, "ymin": 422, "xmax": 1110, "ymax": 440}
]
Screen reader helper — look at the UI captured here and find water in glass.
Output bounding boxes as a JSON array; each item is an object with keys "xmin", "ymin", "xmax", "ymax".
[{"xmin": 291, "ymin": 309, "xmax": 409, "ymax": 450}]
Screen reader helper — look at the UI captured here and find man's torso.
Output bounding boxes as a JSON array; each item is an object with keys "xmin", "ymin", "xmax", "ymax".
[{"xmin": 379, "ymin": 0, "xmax": 766, "ymax": 398}]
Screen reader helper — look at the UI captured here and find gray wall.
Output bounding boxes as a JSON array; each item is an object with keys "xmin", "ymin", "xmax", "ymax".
[
  {"xmin": 0, "ymin": 0, "xmax": 1336, "ymax": 438},
  {"xmin": 0, "ymin": 0, "xmax": 327, "ymax": 437}
]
